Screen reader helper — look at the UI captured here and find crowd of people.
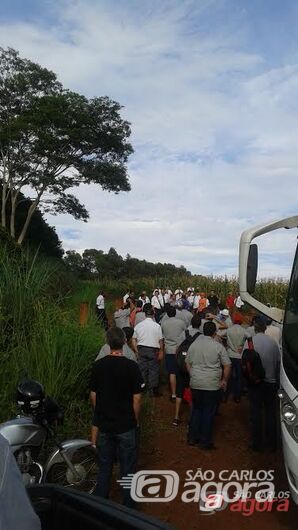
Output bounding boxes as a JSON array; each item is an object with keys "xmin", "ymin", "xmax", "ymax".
[{"xmin": 91, "ymin": 286, "xmax": 281, "ymax": 507}]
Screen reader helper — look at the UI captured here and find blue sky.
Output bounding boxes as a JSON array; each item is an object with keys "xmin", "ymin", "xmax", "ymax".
[{"xmin": 1, "ymin": 0, "xmax": 298, "ymax": 277}]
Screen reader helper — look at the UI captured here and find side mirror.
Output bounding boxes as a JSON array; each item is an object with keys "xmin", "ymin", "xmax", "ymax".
[{"xmin": 247, "ymin": 244, "xmax": 258, "ymax": 294}]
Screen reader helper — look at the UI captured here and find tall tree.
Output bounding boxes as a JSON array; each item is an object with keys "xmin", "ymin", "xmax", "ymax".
[{"xmin": 0, "ymin": 47, "xmax": 133, "ymax": 244}]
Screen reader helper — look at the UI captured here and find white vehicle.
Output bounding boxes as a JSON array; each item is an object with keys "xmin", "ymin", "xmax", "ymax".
[{"xmin": 239, "ymin": 215, "xmax": 298, "ymax": 504}]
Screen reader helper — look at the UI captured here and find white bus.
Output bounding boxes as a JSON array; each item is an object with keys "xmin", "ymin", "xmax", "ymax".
[{"xmin": 239, "ymin": 215, "xmax": 298, "ymax": 504}]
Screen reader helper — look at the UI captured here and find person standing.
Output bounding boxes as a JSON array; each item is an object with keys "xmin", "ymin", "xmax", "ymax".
[
  {"xmin": 96, "ymin": 291, "xmax": 108, "ymax": 330},
  {"xmin": 138, "ymin": 291, "xmax": 150, "ymax": 307},
  {"xmin": 208, "ymin": 290, "xmax": 220, "ymax": 310},
  {"xmin": 226, "ymin": 315, "xmax": 246, "ymax": 402},
  {"xmin": 186, "ymin": 321, "xmax": 231, "ymax": 449},
  {"xmin": 90, "ymin": 327, "xmax": 144, "ymax": 508},
  {"xmin": 198, "ymin": 293, "xmax": 209, "ymax": 314},
  {"xmin": 173, "ymin": 314, "xmax": 202, "ymax": 426},
  {"xmin": 226, "ymin": 292, "xmax": 235, "ymax": 312},
  {"xmin": 132, "ymin": 306, "xmax": 164, "ymax": 397},
  {"xmin": 265, "ymin": 318, "xmax": 281, "ymax": 348},
  {"xmin": 151, "ymin": 289, "xmax": 165, "ymax": 323},
  {"xmin": 193, "ymin": 290, "xmax": 201, "ymax": 311},
  {"xmin": 161, "ymin": 306, "xmax": 186, "ymax": 401},
  {"xmin": 243, "ymin": 316, "xmax": 280, "ymax": 452},
  {"xmin": 114, "ymin": 299, "xmax": 134, "ymax": 329}
]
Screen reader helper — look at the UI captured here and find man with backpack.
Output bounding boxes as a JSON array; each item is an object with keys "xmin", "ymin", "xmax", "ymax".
[
  {"xmin": 242, "ymin": 316, "xmax": 280, "ymax": 452},
  {"xmin": 173, "ymin": 314, "xmax": 202, "ymax": 426}
]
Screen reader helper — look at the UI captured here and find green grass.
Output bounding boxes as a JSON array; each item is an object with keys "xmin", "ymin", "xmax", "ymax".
[{"xmin": 0, "ymin": 245, "xmax": 105, "ymax": 436}]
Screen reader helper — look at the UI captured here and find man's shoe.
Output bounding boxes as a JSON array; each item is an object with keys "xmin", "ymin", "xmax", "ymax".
[{"xmin": 172, "ymin": 418, "xmax": 181, "ymax": 427}]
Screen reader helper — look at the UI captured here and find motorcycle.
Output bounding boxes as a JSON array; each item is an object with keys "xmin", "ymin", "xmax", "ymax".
[{"xmin": 0, "ymin": 380, "xmax": 98, "ymax": 492}]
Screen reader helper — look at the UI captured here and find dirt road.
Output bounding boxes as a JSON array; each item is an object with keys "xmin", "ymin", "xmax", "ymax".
[{"xmin": 138, "ymin": 392, "xmax": 298, "ymax": 530}]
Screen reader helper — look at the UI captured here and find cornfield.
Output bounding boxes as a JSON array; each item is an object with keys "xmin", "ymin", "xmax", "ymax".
[{"xmin": 75, "ymin": 275, "xmax": 289, "ymax": 312}]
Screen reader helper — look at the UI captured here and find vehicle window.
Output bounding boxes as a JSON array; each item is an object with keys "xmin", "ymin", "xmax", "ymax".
[{"xmin": 284, "ymin": 245, "xmax": 298, "ymax": 378}]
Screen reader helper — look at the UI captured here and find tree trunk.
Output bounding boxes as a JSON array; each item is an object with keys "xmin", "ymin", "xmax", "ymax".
[
  {"xmin": 10, "ymin": 191, "xmax": 18, "ymax": 239},
  {"xmin": 17, "ymin": 201, "xmax": 38, "ymax": 245},
  {"xmin": 1, "ymin": 181, "xmax": 8, "ymax": 228}
]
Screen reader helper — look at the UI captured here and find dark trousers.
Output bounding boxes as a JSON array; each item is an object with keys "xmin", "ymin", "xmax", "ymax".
[
  {"xmin": 94, "ymin": 428, "xmax": 138, "ymax": 508},
  {"xmin": 248, "ymin": 382, "xmax": 277, "ymax": 449},
  {"xmin": 154, "ymin": 309, "xmax": 163, "ymax": 323},
  {"xmin": 138, "ymin": 346, "xmax": 160, "ymax": 391},
  {"xmin": 228, "ymin": 358, "xmax": 242, "ymax": 400},
  {"xmin": 96, "ymin": 308, "xmax": 108, "ymax": 330},
  {"xmin": 188, "ymin": 389, "xmax": 220, "ymax": 447}
]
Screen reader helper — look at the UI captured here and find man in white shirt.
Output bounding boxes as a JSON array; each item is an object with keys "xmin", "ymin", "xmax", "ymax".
[
  {"xmin": 193, "ymin": 291, "xmax": 201, "ymax": 311},
  {"xmin": 132, "ymin": 306, "xmax": 164, "ymax": 396},
  {"xmin": 165, "ymin": 288, "xmax": 172, "ymax": 303},
  {"xmin": 123, "ymin": 290, "xmax": 134, "ymax": 304},
  {"xmin": 96, "ymin": 291, "xmax": 108, "ymax": 330},
  {"xmin": 151, "ymin": 289, "xmax": 165, "ymax": 323},
  {"xmin": 138, "ymin": 291, "xmax": 150, "ymax": 307},
  {"xmin": 187, "ymin": 291, "xmax": 195, "ymax": 308}
]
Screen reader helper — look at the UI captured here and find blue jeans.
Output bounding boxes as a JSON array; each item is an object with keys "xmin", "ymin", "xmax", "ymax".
[
  {"xmin": 93, "ymin": 428, "xmax": 138, "ymax": 508},
  {"xmin": 188, "ymin": 389, "xmax": 220, "ymax": 446}
]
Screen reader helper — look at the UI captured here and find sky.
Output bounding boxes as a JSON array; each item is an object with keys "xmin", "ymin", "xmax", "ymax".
[{"xmin": 1, "ymin": 0, "xmax": 298, "ymax": 278}]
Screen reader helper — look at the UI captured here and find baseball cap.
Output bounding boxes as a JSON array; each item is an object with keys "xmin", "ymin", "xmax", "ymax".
[{"xmin": 220, "ymin": 309, "xmax": 230, "ymax": 317}]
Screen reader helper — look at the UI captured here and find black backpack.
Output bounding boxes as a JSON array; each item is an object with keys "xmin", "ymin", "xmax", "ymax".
[
  {"xmin": 241, "ymin": 337, "xmax": 265, "ymax": 385},
  {"xmin": 176, "ymin": 330, "xmax": 201, "ymax": 374}
]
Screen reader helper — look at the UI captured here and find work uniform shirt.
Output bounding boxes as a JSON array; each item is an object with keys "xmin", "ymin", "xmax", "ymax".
[
  {"xmin": 133, "ymin": 318, "xmax": 163, "ymax": 348},
  {"xmin": 114, "ymin": 308, "xmax": 130, "ymax": 329},
  {"xmin": 135, "ymin": 311, "xmax": 146, "ymax": 326},
  {"xmin": 243, "ymin": 333, "xmax": 280, "ymax": 383},
  {"xmin": 226, "ymin": 324, "xmax": 246, "ymax": 359},
  {"xmin": 185, "ymin": 335, "xmax": 231, "ymax": 391},
  {"xmin": 265, "ymin": 325, "xmax": 281, "ymax": 347},
  {"xmin": 161, "ymin": 317, "xmax": 186, "ymax": 354}
]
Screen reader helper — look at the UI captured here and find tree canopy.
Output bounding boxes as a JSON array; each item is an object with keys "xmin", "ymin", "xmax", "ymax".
[
  {"xmin": 63, "ymin": 247, "xmax": 190, "ymax": 279},
  {"xmin": 0, "ymin": 47, "xmax": 133, "ymax": 244}
]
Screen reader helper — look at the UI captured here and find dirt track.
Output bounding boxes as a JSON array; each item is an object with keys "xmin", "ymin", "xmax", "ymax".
[{"xmin": 138, "ymin": 391, "xmax": 298, "ymax": 530}]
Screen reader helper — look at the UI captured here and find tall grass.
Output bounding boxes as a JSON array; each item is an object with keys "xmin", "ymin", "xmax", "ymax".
[{"xmin": 0, "ymin": 245, "xmax": 105, "ymax": 434}]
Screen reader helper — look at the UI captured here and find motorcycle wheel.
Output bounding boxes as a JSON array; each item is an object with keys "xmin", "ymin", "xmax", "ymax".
[{"xmin": 45, "ymin": 446, "xmax": 98, "ymax": 493}]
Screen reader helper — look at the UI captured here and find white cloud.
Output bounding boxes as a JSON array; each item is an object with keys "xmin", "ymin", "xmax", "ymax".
[{"xmin": 0, "ymin": 0, "xmax": 298, "ymax": 277}]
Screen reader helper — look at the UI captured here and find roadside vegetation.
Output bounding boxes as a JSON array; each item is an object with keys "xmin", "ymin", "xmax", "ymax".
[{"xmin": 0, "ymin": 243, "xmax": 105, "ymax": 436}]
